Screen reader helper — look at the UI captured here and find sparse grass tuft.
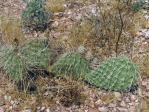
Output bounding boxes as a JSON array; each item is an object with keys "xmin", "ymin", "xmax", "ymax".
[
  {"xmin": 45, "ymin": 0, "xmax": 65, "ymax": 13},
  {"xmin": 0, "ymin": 15, "xmax": 25, "ymax": 45}
]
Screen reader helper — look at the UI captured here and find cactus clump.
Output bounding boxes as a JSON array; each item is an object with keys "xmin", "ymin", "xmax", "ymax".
[
  {"xmin": 0, "ymin": 39, "xmax": 51, "ymax": 81},
  {"xmin": 0, "ymin": 46, "xmax": 26, "ymax": 81},
  {"xmin": 51, "ymin": 53, "xmax": 90, "ymax": 78},
  {"xmin": 20, "ymin": 39, "xmax": 51, "ymax": 69},
  {"xmin": 85, "ymin": 57, "xmax": 140, "ymax": 92}
]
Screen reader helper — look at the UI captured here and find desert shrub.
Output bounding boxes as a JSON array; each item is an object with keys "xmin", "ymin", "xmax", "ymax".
[
  {"xmin": 68, "ymin": 0, "xmax": 147, "ymax": 57},
  {"xmin": 85, "ymin": 57, "xmax": 140, "ymax": 92},
  {"xmin": 131, "ymin": 0, "xmax": 145, "ymax": 12},
  {"xmin": 21, "ymin": 0, "xmax": 50, "ymax": 31},
  {"xmin": 0, "ymin": 16, "xmax": 24, "ymax": 45},
  {"xmin": 45, "ymin": 0, "xmax": 65, "ymax": 13}
]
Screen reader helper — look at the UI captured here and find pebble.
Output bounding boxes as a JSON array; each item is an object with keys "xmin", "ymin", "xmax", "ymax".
[
  {"xmin": 21, "ymin": 109, "xmax": 31, "ymax": 112},
  {"xmin": 45, "ymin": 108, "xmax": 51, "ymax": 112},
  {"xmin": 117, "ymin": 107, "xmax": 129, "ymax": 112},
  {"xmin": 114, "ymin": 92, "xmax": 121, "ymax": 99},
  {"xmin": 108, "ymin": 104, "xmax": 116, "ymax": 108},
  {"xmin": 130, "ymin": 95, "xmax": 136, "ymax": 101},
  {"xmin": 98, "ymin": 107, "xmax": 108, "ymax": 112},
  {"xmin": 120, "ymin": 101, "xmax": 127, "ymax": 107},
  {"xmin": 41, "ymin": 106, "xmax": 45, "ymax": 111}
]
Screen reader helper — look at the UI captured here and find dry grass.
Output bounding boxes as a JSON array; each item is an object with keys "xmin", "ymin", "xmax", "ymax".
[
  {"xmin": 0, "ymin": 15, "xmax": 25, "ymax": 46},
  {"xmin": 67, "ymin": 0, "xmax": 146, "ymax": 58},
  {"xmin": 140, "ymin": 54, "xmax": 149, "ymax": 76},
  {"xmin": 45, "ymin": 0, "xmax": 65, "ymax": 13}
]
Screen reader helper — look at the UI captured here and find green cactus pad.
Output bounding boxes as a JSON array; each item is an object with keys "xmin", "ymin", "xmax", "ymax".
[
  {"xmin": 51, "ymin": 53, "xmax": 90, "ymax": 78},
  {"xmin": 0, "ymin": 46, "xmax": 26, "ymax": 81},
  {"xmin": 85, "ymin": 57, "xmax": 140, "ymax": 91},
  {"xmin": 20, "ymin": 39, "xmax": 51, "ymax": 69}
]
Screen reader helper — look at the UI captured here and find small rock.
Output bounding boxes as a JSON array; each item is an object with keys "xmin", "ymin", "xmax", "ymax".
[
  {"xmin": 117, "ymin": 107, "xmax": 129, "ymax": 112},
  {"xmin": 21, "ymin": 109, "xmax": 31, "ymax": 112},
  {"xmin": 98, "ymin": 107, "xmax": 108, "ymax": 112},
  {"xmin": 77, "ymin": 45, "xmax": 86, "ymax": 54},
  {"xmin": 128, "ymin": 106, "xmax": 137, "ymax": 112},
  {"xmin": 130, "ymin": 95, "xmax": 137, "ymax": 101},
  {"xmin": 120, "ymin": 101, "xmax": 127, "ymax": 107},
  {"xmin": 10, "ymin": 100, "xmax": 15, "ymax": 105},
  {"xmin": 114, "ymin": 92, "xmax": 121, "ymax": 99},
  {"xmin": 108, "ymin": 104, "xmax": 116, "ymax": 108},
  {"xmin": 41, "ymin": 106, "xmax": 45, "ymax": 111},
  {"xmin": 95, "ymin": 100, "xmax": 103, "ymax": 106},
  {"xmin": 45, "ymin": 108, "xmax": 51, "ymax": 112}
]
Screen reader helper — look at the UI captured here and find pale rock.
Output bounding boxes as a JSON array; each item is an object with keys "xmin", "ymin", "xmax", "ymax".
[
  {"xmin": 108, "ymin": 104, "xmax": 116, "ymax": 108},
  {"xmin": 77, "ymin": 45, "xmax": 86, "ymax": 54},
  {"xmin": 37, "ymin": 107, "xmax": 40, "ymax": 110},
  {"xmin": 43, "ymin": 91, "xmax": 49, "ymax": 96},
  {"xmin": 52, "ymin": 21, "xmax": 59, "ymax": 28},
  {"xmin": 85, "ymin": 110, "xmax": 88, "ymax": 112},
  {"xmin": 130, "ymin": 95, "xmax": 137, "ymax": 101},
  {"xmin": 45, "ymin": 108, "xmax": 51, "ymax": 112},
  {"xmin": 114, "ymin": 92, "xmax": 121, "ymax": 99},
  {"xmin": 98, "ymin": 107, "xmax": 108, "ymax": 112},
  {"xmin": 117, "ymin": 107, "xmax": 129, "ymax": 112},
  {"xmin": 41, "ymin": 106, "xmax": 45, "ymax": 111},
  {"xmin": 95, "ymin": 99, "xmax": 103, "ymax": 106},
  {"xmin": 10, "ymin": 100, "xmax": 14, "ymax": 105},
  {"xmin": 128, "ymin": 106, "xmax": 137, "ymax": 112},
  {"xmin": 21, "ymin": 109, "xmax": 31, "ymax": 112},
  {"xmin": 120, "ymin": 101, "xmax": 127, "ymax": 107}
]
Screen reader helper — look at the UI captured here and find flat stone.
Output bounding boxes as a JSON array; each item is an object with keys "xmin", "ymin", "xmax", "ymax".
[{"xmin": 98, "ymin": 107, "xmax": 108, "ymax": 112}]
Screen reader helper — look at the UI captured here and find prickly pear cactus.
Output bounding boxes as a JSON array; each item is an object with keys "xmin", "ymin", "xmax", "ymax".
[
  {"xmin": 0, "ymin": 45, "xmax": 26, "ymax": 81},
  {"xmin": 85, "ymin": 57, "xmax": 140, "ymax": 92},
  {"xmin": 51, "ymin": 53, "xmax": 90, "ymax": 78},
  {"xmin": 20, "ymin": 39, "xmax": 51, "ymax": 69}
]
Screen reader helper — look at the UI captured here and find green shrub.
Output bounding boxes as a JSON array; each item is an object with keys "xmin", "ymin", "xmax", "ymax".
[
  {"xmin": 85, "ymin": 57, "xmax": 140, "ymax": 92},
  {"xmin": 131, "ymin": 0, "xmax": 145, "ymax": 12},
  {"xmin": 21, "ymin": 0, "xmax": 50, "ymax": 31},
  {"xmin": 51, "ymin": 53, "xmax": 90, "ymax": 78}
]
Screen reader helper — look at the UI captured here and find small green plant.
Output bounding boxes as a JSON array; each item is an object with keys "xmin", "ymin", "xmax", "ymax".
[
  {"xmin": 20, "ymin": 39, "xmax": 51, "ymax": 69},
  {"xmin": 51, "ymin": 53, "xmax": 90, "ymax": 78},
  {"xmin": 85, "ymin": 57, "xmax": 140, "ymax": 92},
  {"xmin": 131, "ymin": 0, "xmax": 145, "ymax": 12},
  {"xmin": 21, "ymin": 0, "xmax": 50, "ymax": 31},
  {"xmin": 0, "ymin": 39, "xmax": 51, "ymax": 81}
]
